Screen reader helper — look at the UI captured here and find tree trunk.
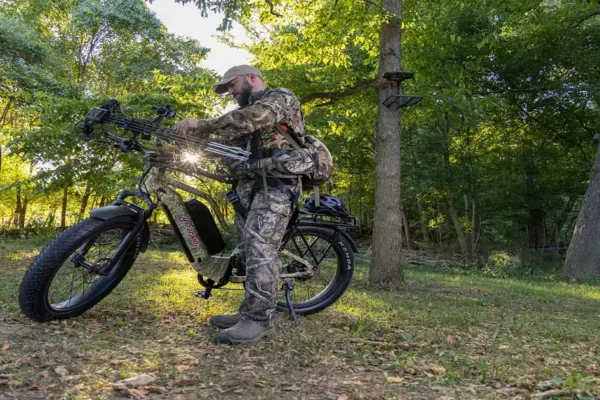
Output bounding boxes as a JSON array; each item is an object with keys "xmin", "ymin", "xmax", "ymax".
[
  {"xmin": 437, "ymin": 205, "xmax": 442, "ymax": 246},
  {"xmin": 400, "ymin": 203, "xmax": 412, "ymax": 250},
  {"xmin": 563, "ymin": 141, "xmax": 600, "ymax": 279},
  {"xmin": 19, "ymin": 197, "xmax": 28, "ymax": 228},
  {"xmin": 358, "ymin": 174, "xmax": 364, "ymax": 235},
  {"xmin": 471, "ymin": 199, "xmax": 477, "ymax": 255},
  {"xmin": 90, "ymin": 196, "xmax": 99, "ymax": 210},
  {"xmin": 78, "ymin": 184, "xmax": 91, "ymax": 221},
  {"xmin": 525, "ymin": 156, "xmax": 546, "ymax": 248},
  {"xmin": 61, "ymin": 187, "xmax": 68, "ymax": 228},
  {"xmin": 0, "ymin": 99, "xmax": 12, "ymax": 174},
  {"xmin": 13, "ymin": 187, "xmax": 22, "ymax": 227},
  {"xmin": 527, "ymin": 208, "xmax": 546, "ymax": 248},
  {"xmin": 447, "ymin": 197, "xmax": 471, "ymax": 260},
  {"xmin": 417, "ymin": 199, "xmax": 431, "ymax": 247},
  {"xmin": 370, "ymin": 0, "xmax": 404, "ymax": 286}
]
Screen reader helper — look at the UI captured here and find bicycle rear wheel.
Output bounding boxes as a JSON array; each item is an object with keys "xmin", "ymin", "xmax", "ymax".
[{"xmin": 276, "ymin": 225, "xmax": 354, "ymax": 315}]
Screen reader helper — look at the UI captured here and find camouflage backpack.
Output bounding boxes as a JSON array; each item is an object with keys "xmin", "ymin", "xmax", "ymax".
[{"xmin": 271, "ymin": 125, "xmax": 333, "ymax": 188}]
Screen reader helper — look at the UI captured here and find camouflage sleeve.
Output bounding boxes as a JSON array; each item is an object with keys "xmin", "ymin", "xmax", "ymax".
[{"xmin": 196, "ymin": 95, "xmax": 289, "ymax": 141}]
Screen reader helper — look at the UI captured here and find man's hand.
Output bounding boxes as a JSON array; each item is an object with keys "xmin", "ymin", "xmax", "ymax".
[{"xmin": 175, "ymin": 118, "xmax": 199, "ymax": 136}]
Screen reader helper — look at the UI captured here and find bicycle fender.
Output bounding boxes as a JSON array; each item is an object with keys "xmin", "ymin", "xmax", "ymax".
[
  {"xmin": 89, "ymin": 206, "xmax": 151, "ymax": 253},
  {"xmin": 339, "ymin": 231, "xmax": 358, "ymax": 254},
  {"xmin": 90, "ymin": 205, "xmax": 138, "ymax": 220}
]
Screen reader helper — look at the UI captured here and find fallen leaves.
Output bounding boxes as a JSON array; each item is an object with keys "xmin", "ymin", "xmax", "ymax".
[
  {"xmin": 3, "ymin": 246, "xmax": 600, "ymax": 400},
  {"xmin": 113, "ymin": 374, "xmax": 155, "ymax": 389},
  {"xmin": 386, "ymin": 376, "xmax": 404, "ymax": 384},
  {"xmin": 428, "ymin": 365, "xmax": 446, "ymax": 375},
  {"xmin": 532, "ymin": 389, "xmax": 582, "ymax": 398}
]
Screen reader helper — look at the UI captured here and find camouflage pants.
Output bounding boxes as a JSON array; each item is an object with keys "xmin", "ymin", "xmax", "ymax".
[{"xmin": 234, "ymin": 179, "xmax": 293, "ymax": 325}]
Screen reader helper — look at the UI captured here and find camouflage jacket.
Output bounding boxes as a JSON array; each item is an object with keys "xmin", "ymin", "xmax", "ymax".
[{"xmin": 196, "ymin": 88, "xmax": 305, "ymax": 158}]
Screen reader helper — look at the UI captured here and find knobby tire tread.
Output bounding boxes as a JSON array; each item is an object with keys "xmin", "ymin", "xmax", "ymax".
[
  {"xmin": 276, "ymin": 225, "xmax": 354, "ymax": 316},
  {"xmin": 18, "ymin": 217, "xmax": 138, "ymax": 322}
]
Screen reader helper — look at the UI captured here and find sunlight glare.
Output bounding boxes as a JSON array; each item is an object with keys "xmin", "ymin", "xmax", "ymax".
[{"xmin": 183, "ymin": 151, "xmax": 200, "ymax": 164}]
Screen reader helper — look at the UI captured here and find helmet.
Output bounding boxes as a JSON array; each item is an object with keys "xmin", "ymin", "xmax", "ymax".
[{"xmin": 303, "ymin": 194, "xmax": 350, "ymax": 217}]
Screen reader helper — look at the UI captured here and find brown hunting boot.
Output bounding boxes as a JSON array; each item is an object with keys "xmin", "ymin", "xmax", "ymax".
[
  {"xmin": 216, "ymin": 319, "xmax": 275, "ymax": 344},
  {"xmin": 209, "ymin": 313, "xmax": 243, "ymax": 329}
]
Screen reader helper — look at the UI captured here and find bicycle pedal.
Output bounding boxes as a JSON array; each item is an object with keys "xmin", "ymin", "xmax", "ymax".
[{"xmin": 193, "ymin": 290, "xmax": 212, "ymax": 299}]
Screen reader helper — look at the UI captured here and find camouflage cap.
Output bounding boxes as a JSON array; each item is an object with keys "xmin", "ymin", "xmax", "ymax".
[{"xmin": 213, "ymin": 65, "xmax": 263, "ymax": 94}]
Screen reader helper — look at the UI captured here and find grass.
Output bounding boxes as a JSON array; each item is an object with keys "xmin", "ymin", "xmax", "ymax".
[{"xmin": 1, "ymin": 238, "xmax": 600, "ymax": 399}]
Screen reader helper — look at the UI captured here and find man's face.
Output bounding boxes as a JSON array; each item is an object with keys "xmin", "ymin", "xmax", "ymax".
[{"xmin": 227, "ymin": 75, "xmax": 253, "ymax": 106}]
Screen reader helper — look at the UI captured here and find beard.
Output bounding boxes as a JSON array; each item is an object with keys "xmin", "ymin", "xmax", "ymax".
[{"xmin": 236, "ymin": 81, "xmax": 253, "ymax": 107}]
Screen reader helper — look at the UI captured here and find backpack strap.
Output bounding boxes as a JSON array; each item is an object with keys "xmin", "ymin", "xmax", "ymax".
[
  {"xmin": 248, "ymin": 131, "xmax": 262, "ymax": 161},
  {"xmin": 275, "ymin": 124, "xmax": 303, "ymax": 150},
  {"xmin": 275, "ymin": 124, "xmax": 305, "ymax": 199}
]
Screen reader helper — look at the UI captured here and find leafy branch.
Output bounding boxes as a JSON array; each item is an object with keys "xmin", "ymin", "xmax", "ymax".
[
  {"xmin": 299, "ymin": 77, "xmax": 386, "ymax": 105},
  {"xmin": 264, "ymin": 0, "xmax": 282, "ymax": 17},
  {"xmin": 571, "ymin": 10, "xmax": 600, "ymax": 29}
]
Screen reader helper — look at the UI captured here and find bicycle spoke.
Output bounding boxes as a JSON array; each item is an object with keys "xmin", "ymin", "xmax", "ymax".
[
  {"xmin": 47, "ymin": 227, "xmax": 127, "ymax": 310},
  {"xmin": 278, "ymin": 230, "xmax": 344, "ymax": 308}
]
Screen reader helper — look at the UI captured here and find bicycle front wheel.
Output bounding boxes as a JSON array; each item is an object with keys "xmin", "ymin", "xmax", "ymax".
[
  {"xmin": 18, "ymin": 216, "xmax": 140, "ymax": 321},
  {"xmin": 277, "ymin": 225, "xmax": 354, "ymax": 315}
]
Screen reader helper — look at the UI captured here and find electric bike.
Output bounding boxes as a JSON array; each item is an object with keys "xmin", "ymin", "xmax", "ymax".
[{"xmin": 18, "ymin": 100, "xmax": 357, "ymax": 322}]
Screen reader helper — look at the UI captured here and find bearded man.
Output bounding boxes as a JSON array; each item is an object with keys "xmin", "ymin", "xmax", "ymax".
[{"xmin": 175, "ymin": 65, "xmax": 305, "ymax": 344}]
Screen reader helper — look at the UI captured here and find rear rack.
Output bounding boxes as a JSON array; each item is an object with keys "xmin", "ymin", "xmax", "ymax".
[{"xmin": 298, "ymin": 210, "xmax": 357, "ymax": 228}]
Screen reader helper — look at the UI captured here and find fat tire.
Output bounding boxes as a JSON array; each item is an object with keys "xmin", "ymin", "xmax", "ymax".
[
  {"xmin": 276, "ymin": 225, "xmax": 354, "ymax": 316},
  {"xmin": 18, "ymin": 216, "xmax": 139, "ymax": 322}
]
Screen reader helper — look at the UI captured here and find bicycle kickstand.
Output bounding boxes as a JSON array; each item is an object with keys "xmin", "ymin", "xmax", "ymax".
[{"xmin": 283, "ymin": 279, "xmax": 297, "ymax": 323}]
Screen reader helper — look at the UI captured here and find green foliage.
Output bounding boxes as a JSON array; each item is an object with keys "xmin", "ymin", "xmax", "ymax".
[
  {"xmin": 0, "ymin": 0, "xmax": 222, "ymax": 229},
  {"xmin": 3, "ymin": 0, "xmax": 600, "ymax": 263},
  {"xmin": 229, "ymin": 0, "xmax": 600, "ymax": 254}
]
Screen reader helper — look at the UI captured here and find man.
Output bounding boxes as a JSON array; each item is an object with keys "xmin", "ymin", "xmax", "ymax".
[{"xmin": 175, "ymin": 65, "xmax": 305, "ymax": 344}]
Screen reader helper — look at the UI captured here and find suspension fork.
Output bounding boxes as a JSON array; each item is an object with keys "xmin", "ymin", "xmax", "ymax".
[{"xmin": 79, "ymin": 192, "xmax": 154, "ymax": 276}]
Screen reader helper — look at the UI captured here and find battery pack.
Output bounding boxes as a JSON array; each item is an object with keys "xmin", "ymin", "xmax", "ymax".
[{"xmin": 184, "ymin": 199, "xmax": 226, "ymax": 255}]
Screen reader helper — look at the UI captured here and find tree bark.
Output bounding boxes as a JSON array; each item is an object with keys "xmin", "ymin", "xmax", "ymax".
[
  {"xmin": 447, "ymin": 197, "xmax": 471, "ymax": 260},
  {"xmin": 358, "ymin": 174, "xmax": 364, "ymax": 234},
  {"xmin": 527, "ymin": 208, "xmax": 546, "ymax": 248},
  {"xmin": 417, "ymin": 199, "xmax": 431, "ymax": 247},
  {"xmin": 471, "ymin": 199, "xmax": 477, "ymax": 255},
  {"xmin": 525, "ymin": 156, "xmax": 546, "ymax": 248},
  {"xmin": 370, "ymin": 0, "xmax": 404, "ymax": 286},
  {"xmin": 401, "ymin": 203, "xmax": 413, "ymax": 250},
  {"xmin": 13, "ymin": 187, "xmax": 22, "ymax": 227},
  {"xmin": 563, "ymin": 141, "xmax": 600, "ymax": 279},
  {"xmin": 19, "ymin": 197, "xmax": 28, "ymax": 228},
  {"xmin": 61, "ymin": 187, "xmax": 68, "ymax": 228},
  {"xmin": 0, "ymin": 99, "xmax": 12, "ymax": 174},
  {"xmin": 78, "ymin": 184, "xmax": 91, "ymax": 221}
]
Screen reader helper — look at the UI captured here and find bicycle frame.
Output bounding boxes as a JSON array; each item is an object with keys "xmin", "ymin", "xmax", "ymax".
[
  {"xmin": 13, "ymin": 101, "xmax": 360, "ymax": 324},
  {"xmin": 82, "ymin": 105, "xmax": 357, "ymax": 291},
  {"xmin": 103, "ymin": 163, "xmax": 340, "ymax": 288}
]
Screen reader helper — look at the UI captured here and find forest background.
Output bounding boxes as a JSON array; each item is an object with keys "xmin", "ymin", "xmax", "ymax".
[{"xmin": 1, "ymin": 0, "xmax": 600, "ymax": 278}]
